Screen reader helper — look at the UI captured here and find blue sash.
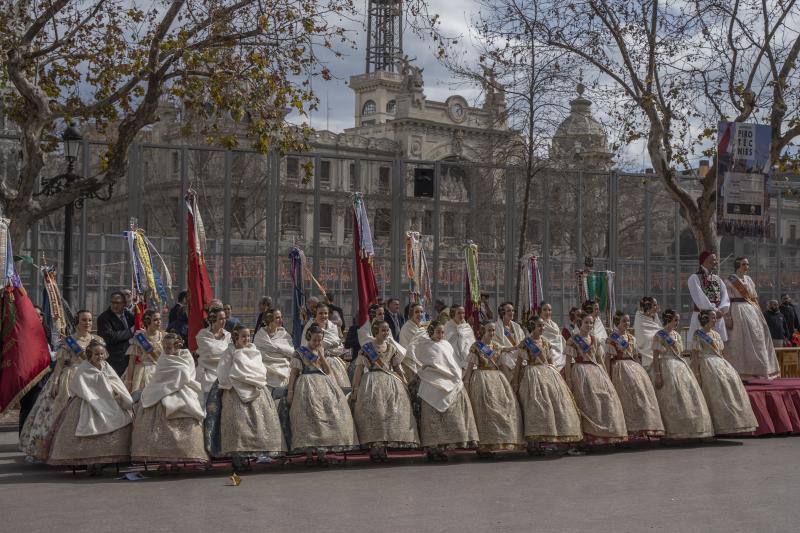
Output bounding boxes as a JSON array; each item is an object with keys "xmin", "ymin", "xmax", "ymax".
[
  {"xmin": 656, "ymin": 329, "xmax": 674, "ymax": 346},
  {"xmin": 572, "ymin": 334, "xmax": 591, "ymax": 353},
  {"xmin": 609, "ymin": 332, "xmax": 629, "ymax": 350},
  {"xmin": 362, "ymin": 342, "xmax": 380, "ymax": 363},
  {"xmin": 134, "ymin": 332, "xmax": 154, "ymax": 352},
  {"xmin": 475, "ymin": 341, "xmax": 495, "ymax": 360},
  {"xmin": 298, "ymin": 346, "xmax": 318, "ymax": 364},
  {"xmin": 64, "ymin": 336, "xmax": 83, "ymax": 355},
  {"xmin": 694, "ymin": 329, "xmax": 715, "ymax": 346},
  {"xmin": 523, "ymin": 338, "xmax": 541, "ymax": 356}
]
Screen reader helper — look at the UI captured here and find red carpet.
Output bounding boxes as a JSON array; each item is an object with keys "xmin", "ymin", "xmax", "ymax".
[{"xmin": 744, "ymin": 378, "xmax": 800, "ymax": 436}]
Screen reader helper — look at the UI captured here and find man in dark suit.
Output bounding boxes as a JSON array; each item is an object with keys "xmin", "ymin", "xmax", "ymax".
[
  {"xmin": 167, "ymin": 290, "xmax": 189, "ymax": 345},
  {"xmin": 385, "ymin": 297, "xmax": 405, "ymax": 342},
  {"xmin": 97, "ymin": 291, "xmax": 135, "ymax": 376}
]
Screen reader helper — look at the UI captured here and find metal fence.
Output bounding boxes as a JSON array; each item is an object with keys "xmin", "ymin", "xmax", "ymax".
[{"xmin": 6, "ymin": 137, "xmax": 800, "ymax": 327}]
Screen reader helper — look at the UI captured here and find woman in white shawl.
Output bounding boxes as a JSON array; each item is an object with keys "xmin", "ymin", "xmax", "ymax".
[
  {"xmin": 399, "ymin": 303, "xmax": 428, "ymax": 378},
  {"xmin": 47, "ymin": 340, "xmax": 133, "ymax": 475},
  {"xmin": 358, "ymin": 304, "xmax": 407, "ymax": 360},
  {"xmin": 253, "ymin": 310, "xmax": 295, "ymax": 389},
  {"xmin": 131, "ymin": 333, "xmax": 207, "ymax": 469},
  {"xmin": 583, "ymin": 300, "xmax": 609, "ymax": 344},
  {"xmin": 492, "ymin": 302, "xmax": 526, "ymax": 381},
  {"xmin": 288, "ymin": 324, "xmax": 359, "ymax": 464},
  {"xmin": 539, "ymin": 303, "xmax": 566, "ymax": 370},
  {"xmin": 301, "ymin": 303, "xmax": 351, "ymax": 389},
  {"xmin": 195, "ymin": 307, "xmax": 231, "ymax": 400},
  {"xmin": 444, "ymin": 304, "xmax": 476, "ymax": 370},
  {"xmin": 122, "ymin": 309, "xmax": 164, "ymax": 393},
  {"xmin": 416, "ymin": 321, "xmax": 479, "ymax": 461},
  {"xmin": 217, "ymin": 327, "xmax": 285, "ymax": 471},
  {"xmin": 20, "ymin": 310, "xmax": 99, "ymax": 461},
  {"xmin": 633, "ymin": 297, "xmax": 662, "ymax": 370}
]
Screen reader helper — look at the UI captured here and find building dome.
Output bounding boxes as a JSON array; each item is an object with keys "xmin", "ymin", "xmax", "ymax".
[{"xmin": 551, "ymin": 83, "xmax": 612, "ymax": 168}]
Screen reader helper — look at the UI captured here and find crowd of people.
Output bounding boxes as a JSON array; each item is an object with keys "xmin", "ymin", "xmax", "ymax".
[{"xmin": 14, "ymin": 252, "xmax": 792, "ymax": 475}]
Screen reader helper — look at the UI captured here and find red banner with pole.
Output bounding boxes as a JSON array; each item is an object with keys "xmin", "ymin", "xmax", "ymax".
[{"xmin": 186, "ymin": 192, "xmax": 214, "ymax": 352}]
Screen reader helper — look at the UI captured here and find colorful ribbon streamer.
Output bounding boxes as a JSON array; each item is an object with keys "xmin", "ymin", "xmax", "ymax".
[
  {"xmin": 464, "ymin": 241, "xmax": 480, "ymax": 306},
  {"xmin": 405, "ymin": 231, "xmax": 431, "ymax": 308},
  {"xmin": 124, "ymin": 225, "xmax": 173, "ymax": 307},
  {"xmin": 353, "ymin": 193, "xmax": 374, "ymax": 259},
  {"xmin": 526, "ymin": 255, "xmax": 544, "ymax": 313},
  {"xmin": 289, "ymin": 246, "xmax": 307, "ymax": 348}
]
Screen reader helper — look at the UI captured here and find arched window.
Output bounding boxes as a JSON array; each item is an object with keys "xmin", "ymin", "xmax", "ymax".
[
  {"xmin": 362, "ymin": 100, "xmax": 376, "ymax": 116},
  {"xmin": 386, "ymin": 99, "xmax": 397, "ymax": 114}
]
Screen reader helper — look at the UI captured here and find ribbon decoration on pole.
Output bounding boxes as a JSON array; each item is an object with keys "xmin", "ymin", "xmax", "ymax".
[
  {"xmin": 186, "ymin": 190, "xmax": 214, "ymax": 352},
  {"xmin": 353, "ymin": 193, "xmax": 378, "ymax": 326},
  {"xmin": 526, "ymin": 255, "xmax": 544, "ymax": 314},
  {"xmin": 289, "ymin": 246, "xmax": 307, "ymax": 348},
  {"xmin": 41, "ymin": 263, "xmax": 69, "ymax": 346},
  {"xmin": 124, "ymin": 220, "xmax": 173, "ymax": 307},
  {"xmin": 0, "ymin": 218, "xmax": 51, "ymax": 414},
  {"xmin": 576, "ymin": 269, "xmax": 616, "ymax": 327},
  {"xmin": 405, "ymin": 231, "xmax": 431, "ymax": 309},
  {"xmin": 463, "ymin": 241, "xmax": 481, "ymax": 335}
]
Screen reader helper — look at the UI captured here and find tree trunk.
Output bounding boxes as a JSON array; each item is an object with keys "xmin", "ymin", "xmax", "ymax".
[{"xmin": 514, "ymin": 163, "xmax": 534, "ymax": 312}]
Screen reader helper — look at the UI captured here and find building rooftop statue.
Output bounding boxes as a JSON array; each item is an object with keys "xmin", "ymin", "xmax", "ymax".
[{"xmin": 551, "ymin": 82, "xmax": 612, "ymax": 168}]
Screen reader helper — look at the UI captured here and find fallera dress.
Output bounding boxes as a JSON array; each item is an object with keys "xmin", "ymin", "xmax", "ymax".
[
  {"xmin": 516, "ymin": 337, "xmax": 582, "ymax": 444},
  {"xmin": 47, "ymin": 361, "xmax": 133, "ymax": 466},
  {"xmin": 289, "ymin": 347, "xmax": 359, "ymax": 453},
  {"xmin": 605, "ymin": 332, "xmax": 664, "ymax": 437},
  {"xmin": 131, "ymin": 348, "xmax": 208, "ymax": 463},
  {"xmin": 564, "ymin": 334, "xmax": 628, "ymax": 444},
  {"xmin": 121, "ymin": 329, "xmax": 163, "ymax": 393},
  {"xmin": 691, "ymin": 329, "xmax": 758, "ymax": 435},
  {"xmin": 465, "ymin": 341, "xmax": 524, "ymax": 451},
  {"xmin": 19, "ymin": 333, "xmax": 99, "ymax": 460},
  {"xmin": 353, "ymin": 342, "xmax": 419, "ymax": 449},
  {"xmin": 650, "ymin": 330, "xmax": 714, "ymax": 439}
]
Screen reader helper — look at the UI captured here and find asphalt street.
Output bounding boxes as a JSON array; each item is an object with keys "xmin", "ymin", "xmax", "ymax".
[{"xmin": 0, "ymin": 429, "xmax": 798, "ymax": 533}]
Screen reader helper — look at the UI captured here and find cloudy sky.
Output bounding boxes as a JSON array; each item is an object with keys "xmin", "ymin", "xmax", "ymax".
[
  {"xmin": 295, "ymin": 0, "xmax": 657, "ymax": 170},
  {"xmin": 297, "ymin": 0, "xmax": 484, "ymax": 132}
]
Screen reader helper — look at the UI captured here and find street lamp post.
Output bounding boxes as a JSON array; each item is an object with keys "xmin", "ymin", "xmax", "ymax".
[{"xmin": 37, "ymin": 124, "xmax": 113, "ymax": 308}]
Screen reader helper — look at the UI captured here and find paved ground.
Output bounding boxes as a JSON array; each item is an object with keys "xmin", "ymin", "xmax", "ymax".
[{"xmin": 0, "ymin": 429, "xmax": 798, "ymax": 533}]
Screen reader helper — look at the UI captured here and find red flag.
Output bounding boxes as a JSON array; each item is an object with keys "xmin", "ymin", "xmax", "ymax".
[
  {"xmin": 133, "ymin": 299, "xmax": 147, "ymax": 331},
  {"xmin": 353, "ymin": 212, "xmax": 378, "ymax": 326},
  {"xmin": 0, "ymin": 285, "xmax": 51, "ymax": 414},
  {"xmin": 187, "ymin": 196, "xmax": 214, "ymax": 352}
]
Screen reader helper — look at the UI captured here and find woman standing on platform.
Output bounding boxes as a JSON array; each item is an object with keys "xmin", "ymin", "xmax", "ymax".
[
  {"xmin": 217, "ymin": 327, "xmax": 285, "ymax": 471},
  {"xmin": 47, "ymin": 340, "xmax": 134, "ymax": 475},
  {"xmin": 464, "ymin": 322, "xmax": 524, "ymax": 456},
  {"xmin": 253, "ymin": 310, "xmax": 295, "ymax": 390},
  {"xmin": 724, "ymin": 257, "xmax": 780, "ymax": 379},
  {"xmin": 691, "ymin": 310, "xmax": 758, "ymax": 435},
  {"xmin": 19, "ymin": 310, "xmax": 99, "ymax": 461},
  {"xmin": 416, "ymin": 321, "xmax": 479, "ymax": 461},
  {"xmin": 564, "ymin": 312, "xmax": 628, "ymax": 445},
  {"xmin": 301, "ymin": 303, "xmax": 351, "ymax": 389},
  {"xmin": 351, "ymin": 320, "xmax": 419, "ymax": 462},
  {"xmin": 123, "ymin": 309, "xmax": 164, "ymax": 393},
  {"xmin": 651, "ymin": 309, "xmax": 714, "ymax": 440},
  {"xmin": 605, "ymin": 312, "xmax": 664, "ymax": 438},
  {"xmin": 195, "ymin": 307, "xmax": 231, "ymax": 402},
  {"xmin": 444, "ymin": 304, "xmax": 476, "ymax": 370},
  {"xmin": 514, "ymin": 317, "xmax": 582, "ymax": 452},
  {"xmin": 132, "ymin": 333, "xmax": 207, "ymax": 469},
  {"xmin": 288, "ymin": 324, "xmax": 358, "ymax": 465}
]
